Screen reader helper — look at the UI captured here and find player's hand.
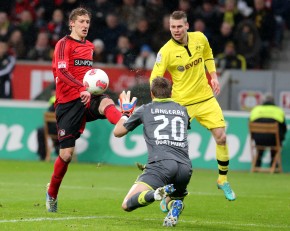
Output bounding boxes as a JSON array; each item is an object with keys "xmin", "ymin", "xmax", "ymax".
[
  {"xmin": 80, "ymin": 91, "xmax": 91, "ymax": 105},
  {"xmin": 118, "ymin": 90, "xmax": 137, "ymax": 116},
  {"xmin": 210, "ymin": 72, "xmax": 220, "ymax": 95},
  {"xmin": 211, "ymin": 78, "xmax": 220, "ymax": 95}
]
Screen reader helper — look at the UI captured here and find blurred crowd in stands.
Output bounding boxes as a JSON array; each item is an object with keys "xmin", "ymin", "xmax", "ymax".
[{"xmin": 0, "ymin": 0, "xmax": 290, "ymax": 70}]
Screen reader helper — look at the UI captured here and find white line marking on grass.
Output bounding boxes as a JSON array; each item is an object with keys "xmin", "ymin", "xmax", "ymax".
[
  {"xmin": 0, "ymin": 216, "xmax": 107, "ymax": 223},
  {"xmin": 0, "ymin": 182, "xmax": 122, "ymax": 192},
  {"xmin": 0, "ymin": 182, "xmax": 284, "ymax": 199},
  {"xmin": 0, "ymin": 216, "xmax": 289, "ymax": 229}
]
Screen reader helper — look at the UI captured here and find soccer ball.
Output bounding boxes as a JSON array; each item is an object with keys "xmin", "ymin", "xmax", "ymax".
[{"xmin": 83, "ymin": 68, "xmax": 109, "ymax": 95}]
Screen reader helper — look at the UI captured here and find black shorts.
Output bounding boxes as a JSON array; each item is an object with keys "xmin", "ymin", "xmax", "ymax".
[
  {"xmin": 55, "ymin": 94, "xmax": 109, "ymax": 148},
  {"xmin": 136, "ymin": 159, "xmax": 192, "ymax": 199}
]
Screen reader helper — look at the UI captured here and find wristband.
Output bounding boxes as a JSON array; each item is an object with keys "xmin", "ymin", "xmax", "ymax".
[{"xmin": 121, "ymin": 116, "xmax": 129, "ymax": 121}]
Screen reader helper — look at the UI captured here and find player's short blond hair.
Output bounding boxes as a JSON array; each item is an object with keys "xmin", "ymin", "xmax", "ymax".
[
  {"xmin": 170, "ymin": 11, "xmax": 187, "ymax": 23},
  {"xmin": 68, "ymin": 7, "xmax": 91, "ymax": 30}
]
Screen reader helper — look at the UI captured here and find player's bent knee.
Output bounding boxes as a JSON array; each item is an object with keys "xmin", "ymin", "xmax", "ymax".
[
  {"xmin": 217, "ymin": 134, "xmax": 226, "ymax": 145},
  {"xmin": 212, "ymin": 128, "xmax": 227, "ymax": 145},
  {"xmin": 99, "ymin": 98, "xmax": 114, "ymax": 113},
  {"xmin": 59, "ymin": 150, "xmax": 73, "ymax": 162}
]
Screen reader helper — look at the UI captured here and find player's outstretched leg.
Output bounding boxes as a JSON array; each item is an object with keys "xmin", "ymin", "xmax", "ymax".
[
  {"xmin": 46, "ymin": 183, "xmax": 58, "ymax": 212},
  {"xmin": 163, "ymin": 200, "xmax": 183, "ymax": 227},
  {"xmin": 217, "ymin": 181, "xmax": 236, "ymax": 201}
]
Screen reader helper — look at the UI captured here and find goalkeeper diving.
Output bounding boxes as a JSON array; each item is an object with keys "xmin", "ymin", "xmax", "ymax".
[{"xmin": 114, "ymin": 77, "xmax": 192, "ymax": 227}]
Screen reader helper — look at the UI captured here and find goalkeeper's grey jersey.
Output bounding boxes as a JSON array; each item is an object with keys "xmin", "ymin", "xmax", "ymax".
[{"xmin": 123, "ymin": 99, "xmax": 191, "ymax": 165}]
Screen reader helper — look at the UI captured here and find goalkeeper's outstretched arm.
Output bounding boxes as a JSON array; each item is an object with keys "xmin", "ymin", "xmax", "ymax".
[{"xmin": 113, "ymin": 116, "xmax": 129, "ymax": 137}]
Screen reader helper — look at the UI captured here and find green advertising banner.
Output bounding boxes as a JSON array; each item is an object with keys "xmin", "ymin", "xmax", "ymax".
[{"xmin": 1, "ymin": 101, "xmax": 290, "ymax": 171}]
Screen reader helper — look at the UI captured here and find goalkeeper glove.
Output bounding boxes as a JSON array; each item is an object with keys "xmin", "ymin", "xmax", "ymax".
[{"xmin": 118, "ymin": 90, "xmax": 137, "ymax": 116}]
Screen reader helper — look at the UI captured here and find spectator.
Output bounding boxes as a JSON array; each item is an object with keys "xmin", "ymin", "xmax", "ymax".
[
  {"xmin": 7, "ymin": 28, "xmax": 27, "ymax": 59},
  {"xmin": 193, "ymin": 0, "xmax": 223, "ymax": 36},
  {"xmin": 0, "ymin": 40, "xmax": 16, "ymax": 98},
  {"xmin": 192, "ymin": 18, "xmax": 213, "ymax": 42},
  {"xmin": 111, "ymin": 35, "xmax": 136, "ymax": 69},
  {"xmin": 178, "ymin": 0, "xmax": 195, "ymax": 23},
  {"xmin": 17, "ymin": 10, "xmax": 38, "ymax": 51},
  {"xmin": 0, "ymin": 11, "xmax": 15, "ymax": 41},
  {"xmin": 144, "ymin": 0, "xmax": 170, "ymax": 34},
  {"xmin": 151, "ymin": 14, "xmax": 171, "ymax": 53},
  {"xmin": 10, "ymin": 0, "xmax": 37, "ymax": 24},
  {"xmin": 35, "ymin": 0, "xmax": 59, "ymax": 23},
  {"xmin": 92, "ymin": 38, "xmax": 106, "ymax": 63},
  {"xmin": 215, "ymin": 41, "xmax": 247, "ymax": 70},
  {"xmin": 249, "ymin": 93, "xmax": 287, "ymax": 167},
  {"xmin": 46, "ymin": 8, "xmax": 68, "ymax": 47},
  {"xmin": 266, "ymin": 0, "xmax": 290, "ymax": 49},
  {"xmin": 116, "ymin": 0, "xmax": 145, "ymax": 32},
  {"xmin": 27, "ymin": 31, "xmax": 53, "ymax": 61},
  {"xmin": 85, "ymin": 0, "xmax": 116, "ymax": 41},
  {"xmin": 234, "ymin": 19, "xmax": 262, "ymax": 69},
  {"xmin": 250, "ymin": 0, "xmax": 276, "ymax": 68},
  {"xmin": 100, "ymin": 13, "xmax": 128, "ymax": 62},
  {"xmin": 220, "ymin": 0, "xmax": 244, "ymax": 31},
  {"xmin": 134, "ymin": 44, "xmax": 156, "ymax": 70},
  {"xmin": 60, "ymin": 0, "xmax": 82, "ymax": 20},
  {"xmin": 211, "ymin": 21, "xmax": 234, "ymax": 56},
  {"xmin": 34, "ymin": 3, "xmax": 47, "ymax": 31},
  {"xmin": 129, "ymin": 18, "xmax": 153, "ymax": 54}
]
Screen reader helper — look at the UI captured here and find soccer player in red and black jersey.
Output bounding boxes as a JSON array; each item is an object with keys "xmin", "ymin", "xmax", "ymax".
[{"xmin": 46, "ymin": 7, "xmax": 129, "ymax": 212}]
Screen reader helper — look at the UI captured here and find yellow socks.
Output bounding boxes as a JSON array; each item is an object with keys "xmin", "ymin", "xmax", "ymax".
[
  {"xmin": 216, "ymin": 144, "xmax": 229, "ymax": 184},
  {"xmin": 218, "ymin": 174, "xmax": 228, "ymax": 184}
]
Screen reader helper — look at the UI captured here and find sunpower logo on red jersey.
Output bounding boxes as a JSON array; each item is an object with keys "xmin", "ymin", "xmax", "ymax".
[{"xmin": 74, "ymin": 59, "xmax": 93, "ymax": 66}]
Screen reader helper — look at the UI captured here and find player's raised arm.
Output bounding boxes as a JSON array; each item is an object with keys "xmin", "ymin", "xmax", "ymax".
[{"xmin": 114, "ymin": 91, "xmax": 138, "ymax": 137}]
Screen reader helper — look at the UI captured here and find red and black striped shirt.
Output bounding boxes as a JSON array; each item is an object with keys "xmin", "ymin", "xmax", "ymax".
[{"xmin": 52, "ymin": 35, "xmax": 94, "ymax": 105}]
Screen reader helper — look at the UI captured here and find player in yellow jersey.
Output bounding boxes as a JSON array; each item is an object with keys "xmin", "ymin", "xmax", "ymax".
[{"xmin": 150, "ymin": 11, "xmax": 236, "ymax": 201}]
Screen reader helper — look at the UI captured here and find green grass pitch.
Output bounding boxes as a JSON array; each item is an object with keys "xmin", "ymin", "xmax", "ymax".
[{"xmin": 0, "ymin": 160, "xmax": 289, "ymax": 231}]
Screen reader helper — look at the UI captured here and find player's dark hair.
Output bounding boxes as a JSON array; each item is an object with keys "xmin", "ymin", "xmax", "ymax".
[
  {"xmin": 68, "ymin": 7, "xmax": 91, "ymax": 30},
  {"xmin": 170, "ymin": 11, "xmax": 187, "ymax": 23},
  {"xmin": 151, "ymin": 77, "xmax": 172, "ymax": 99}
]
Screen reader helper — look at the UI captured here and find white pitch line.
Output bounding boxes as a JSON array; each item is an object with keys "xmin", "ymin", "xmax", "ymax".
[
  {"xmin": 0, "ymin": 216, "xmax": 289, "ymax": 229},
  {"xmin": 0, "ymin": 182, "xmax": 122, "ymax": 192},
  {"xmin": 0, "ymin": 182, "xmax": 284, "ymax": 199},
  {"xmin": 0, "ymin": 182, "xmax": 282, "ymax": 199},
  {"xmin": 0, "ymin": 216, "xmax": 105, "ymax": 223}
]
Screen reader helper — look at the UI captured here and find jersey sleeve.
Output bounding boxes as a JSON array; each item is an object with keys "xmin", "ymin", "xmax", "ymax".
[
  {"xmin": 149, "ymin": 48, "xmax": 168, "ymax": 84},
  {"xmin": 202, "ymin": 33, "xmax": 216, "ymax": 74},
  {"xmin": 54, "ymin": 40, "xmax": 86, "ymax": 92},
  {"xmin": 123, "ymin": 106, "xmax": 144, "ymax": 131}
]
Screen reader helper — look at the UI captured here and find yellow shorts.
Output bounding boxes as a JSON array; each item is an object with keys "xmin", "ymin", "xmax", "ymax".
[{"xmin": 186, "ymin": 97, "xmax": 226, "ymax": 130}]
